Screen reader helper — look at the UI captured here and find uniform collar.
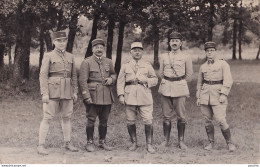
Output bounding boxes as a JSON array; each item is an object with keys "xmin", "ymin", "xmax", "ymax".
[
  {"xmin": 94, "ymin": 55, "xmax": 102, "ymax": 60},
  {"xmin": 170, "ymin": 49, "xmax": 181, "ymax": 55},
  {"xmin": 55, "ymin": 48, "xmax": 66, "ymax": 54},
  {"xmin": 130, "ymin": 59, "xmax": 145, "ymax": 67}
]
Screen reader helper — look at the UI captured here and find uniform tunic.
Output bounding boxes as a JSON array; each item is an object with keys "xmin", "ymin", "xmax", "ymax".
[
  {"xmin": 79, "ymin": 56, "xmax": 117, "ymax": 105},
  {"xmin": 117, "ymin": 59, "xmax": 158, "ymax": 105},
  {"xmin": 158, "ymin": 52, "xmax": 193, "ymax": 97},
  {"xmin": 196, "ymin": 59, "xmax": 233, "ymax": 105},
  {"xmin": 40, "ymin": 49, "xmax": 78, "ymax": 99}
]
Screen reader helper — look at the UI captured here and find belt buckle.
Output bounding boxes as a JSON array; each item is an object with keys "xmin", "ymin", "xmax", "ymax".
[
  {"xmin": 209, "ymin": 81, "xmax": 213, "ymax": 84},
  {"xmin": 133, "ymin": 80, "xmax": 138, "ymax": 85}
]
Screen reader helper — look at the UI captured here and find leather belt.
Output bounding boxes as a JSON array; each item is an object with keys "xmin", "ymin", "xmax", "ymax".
[
  {"xmin": 164, "ymin": 75, "xmax": 185, "ymax": 81},
  {"xmin": 87, "ymin": 78, "xmax": 105, "ymax": 85},
  {"xmin": 203, "ymin": 80, "xmax": 223, "ymax": 85},
  {"xmin": 125, "ymin": 81, "xmax": 142, "ymax": 86},
  {"xmin": 49, "ymin": 72, "xmax": 71, "ymax": 78}
]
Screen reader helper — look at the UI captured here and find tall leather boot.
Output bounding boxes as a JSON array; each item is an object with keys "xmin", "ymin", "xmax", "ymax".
[
  {"xmin": 145, "ymin": 124, "xmax": 156, "ymax": 154},
  {"xmin": 127, "ymin": 124, "xmax": 137, "ymax": 151},
  {"xmin": 204, "ymin": 124, "xmax": 214, "ymax": 150},
  {"xmin": 177, "ymin": 120, "xmax": 187, "ymax": 150},
  {"xmin": 162, "ymin": 120, "xmax": 171, "ymax": 146},
  {"xmin": 99, "ymin": 125, "xmax": 112, "ymax": 151},
  {"xmin": 221, "ymin": 128, "xmax": 236, "ymax": 152},
  {"xmin": 85, "ymin": 126, "xmax": 95, "ymax": 152}
]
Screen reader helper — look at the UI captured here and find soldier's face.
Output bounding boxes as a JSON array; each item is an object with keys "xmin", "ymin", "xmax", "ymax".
[
  {"xmin": 205, "ymin": 48, "xmax": 216, "ymax": 60},
  {"xmin": 130, "ymin": 48, "xmax": 143, "ymax": 60},
  {"xmin": 53, "ymin": 38, "xmax": 67, "ymax": 51},
  {"xmin": 92, "ymin": 44, "xmax": 104, "ymax": 57},
  {"xmin": 169, "ymin": 39, "xmax": 182, "ymax": 51}
]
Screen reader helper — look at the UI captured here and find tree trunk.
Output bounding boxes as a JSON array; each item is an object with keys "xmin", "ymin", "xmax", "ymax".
[
  {"xmin": 106, "ymin": 17, "xmax": 115, "ymax": 59},
  {"xmin": 222, "ymin": 23, "xmax": 229, "ymax": 46},
  {"xmin": 153, "ymin": 24, "xmax": 160, "ymax": 70},
  {"xmin": 115, "ymin": 21, "xmax": 126, "ymax": 75},
  {"xmin": 256, "ymin": 45, "xmax": 260, "ymax": 60},
  {"xmin": 238, "ymin": 0, "xmax": 242, "ymax": 60},
  {"xmin": 13, "ymin": 1, "xmax": 26, "ymax": 84},
  {"xmin": 0, "ymin": 44, "xmax": 4, "ymax": 69},
  {"xmin": 232, "ymin": 18, "xmax": 237, "ymax": 60},
  {"xmin": 23, "ymin": 13, "xmax": 32, "ymax": 80},
  {"xmin": 44, "ymin": 30, "xmax": 53, "ymax": 51},
  {"xmin": 8, "ymin": 44, "xmax": 12, "ymax": 65},
  {"xmin": 85, "ymin": 12, "xmax": 99, "ymax": 58},
  {"xmin": 66, "ymin": 14, "xmax": 78, "ymax": 53},
  {"xmin": 39, "ymin": 27, "xmax": 45, "ymax": 69},
  {"xmin": 208, "ymin": 0, "xmax": 214, "ymax": 41},
  {"xmin": 57, "ymin": 10, "xmax": 63, "ymax": 31}
]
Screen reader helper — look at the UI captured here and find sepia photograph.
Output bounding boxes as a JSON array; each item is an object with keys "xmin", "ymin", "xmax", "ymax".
[{"xmin": 0, "ymin": 0, "xmax": 259, "ymax": 165}]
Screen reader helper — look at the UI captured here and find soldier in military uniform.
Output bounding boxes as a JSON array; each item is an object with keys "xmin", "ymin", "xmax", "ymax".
[
  {"xmin": 158, "ymin": 32, "xmax": 193, "ymax": 149},
  {"xmin": 196, "ymin": 41, "xmax": 236, "ymax": 152},
  {"xmin": 117, "ymin": 42, "xmax": 158, "ymax": 154},
  {"xmin": 79, "ymin": 38, "xmax": 117, "ymax": 152},
  {"xmin": 38, "ymin": 31, "xmax": 79, "ymax": 155}
]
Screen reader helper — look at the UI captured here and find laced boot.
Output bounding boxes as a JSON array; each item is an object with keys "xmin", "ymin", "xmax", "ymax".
[
  {"xmin": 177, "ymin": 120, "xmax": 188, "ymax": 150},
  {"xmin": 145, "ymin": 124, "xmax": 156, "ymax": 154},
  {"xmin": 221, "ymin": 128, "xmax": 236, "ymax": 152},
  {"xmin": 204, "ymin": 124, "xmax": 214, "ymax": 150},
  {"xmin": 85, "ymin": 126, "xmax": 95, "ymax": 152},
  {"xmin": 37, "ymin": 145, "xmax": 48, "ymax": 155},
  {"xmin": 127, "ymin": 124, "xmax": 137, "ymax": 151},
  {"xmin": 98, "ymin": 125, "xmax": 112, "ymax": 151},
  {"xmin": 64, "ymin": 141, "xmax": 79, "ymax": 152}
]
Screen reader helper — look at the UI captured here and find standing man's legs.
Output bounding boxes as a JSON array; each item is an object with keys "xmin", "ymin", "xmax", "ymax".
[
  {"xmin": 60, "ymin": 99, "xmax": 78, "ymax": 152},
  {"xmin": 161, "ymin": 96, "xmax": 174, "ymax": 146},
  {"xmin": 98, "ymin": 105, "xmax": 112, "ymax": 151},
  {"xmin": 85, "ymin": 104, "xmax": 98, "ymax": 152},
  {"xmin": 125, "ymin": 105, "xmax": 138, "ymax": 151},
  {"xmin": 212, "ymin": 105, "xmax": 236, "ymax": 151},
  {"xmin": 200, "ymin": 105, "xmax": 215, "ymax": 150},
  {"xmin": 173, "ymin": 96, "xmax": 188, "ymax": 149},
  {"xmin": 139, "ymin": 105, "xmax": 155, "ymax": 154},
  {"xmin": 38, "ymin": 100, "xmax": 58, "ymax": 155}
]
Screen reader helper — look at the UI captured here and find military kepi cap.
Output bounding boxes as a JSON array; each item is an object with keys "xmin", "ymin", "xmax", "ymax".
[
  {"xmin": 169, "ymin": 32, "xmax": 183, "ymax": 40},
  {"xmin": 131, "ymin": 42, "xmax": 143, "ymax": 50},
  {"xmin": 204, "ymin": 41, "xmax": 216, "ymax": 50},
  {"xmin": 52, "ymin": 31, "xmax": 67, "ymax": 40},
  {"xmin": 92, "ymin": 38, "xmax": 105, "ymax": 47}
]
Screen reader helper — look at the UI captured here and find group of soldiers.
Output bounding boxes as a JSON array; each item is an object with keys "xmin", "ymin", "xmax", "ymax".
[{"xmin": 37, "ymin": 31, "xmax": 236, "ymax": 155}]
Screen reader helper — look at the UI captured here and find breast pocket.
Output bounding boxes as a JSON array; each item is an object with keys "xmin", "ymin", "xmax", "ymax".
[
  {"xmin": 173, "ymin": 59, "xmax": 185, "ymax": 68},
  {"xmin": 89, "ymin": 66, "xmax": 100, "ymax": 78},
  {"xmin": 137, "ymin": 67, "xmax": 148, "ymax": 76},
  {"xmin": 50, "ymin": 59, "xmax": 64, "ymax": 71}
]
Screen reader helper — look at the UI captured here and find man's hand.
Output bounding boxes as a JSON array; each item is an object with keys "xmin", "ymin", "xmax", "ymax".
[
  {"xmin": 104, "ymin": 77, "xmax": 113, "ymax": 85},
  {"xmin": 73, "ymin": 93, "xmax": 78, "ymax": 103},
  {"xmin": 42, "ymin": 95, "xmax": 49, "ymax": 104},
  {"xmin": 119, "ymin": 95, "xmax": 125, "ymax": 105},
  {"xmin": 219, "ymin": 94, "xmax": 227, "ymax": 103},
  {"xmin": 83, "ymin": 98, "xmax": 93, "ymax": 105},
  {"xmin": 196, "ymin": 98, "xmax": 200, "ymax": 106}
]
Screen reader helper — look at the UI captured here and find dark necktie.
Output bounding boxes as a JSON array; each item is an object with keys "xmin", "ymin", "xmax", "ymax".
[{"xmin": 208, "ymin": 60, "xmax": 214, "ymax": 64}]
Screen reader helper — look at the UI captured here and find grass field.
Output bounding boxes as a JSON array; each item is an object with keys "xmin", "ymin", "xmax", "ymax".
[{"xmin": 0, "ymin": 61, "xmax": 259, "ymax": 164}]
